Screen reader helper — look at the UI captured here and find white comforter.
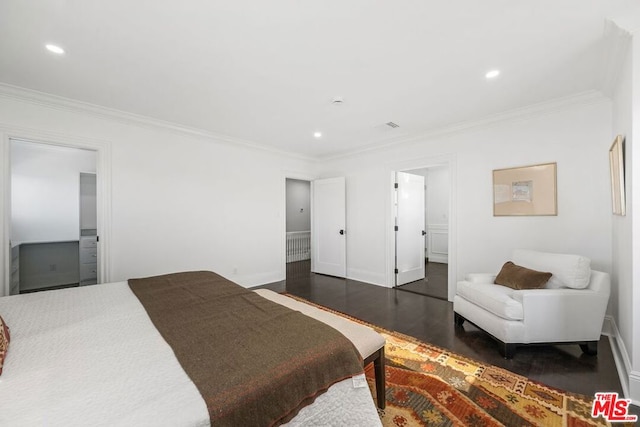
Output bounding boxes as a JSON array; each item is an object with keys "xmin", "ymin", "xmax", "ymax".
[{"xmin": 0, "ymin": 282, "xmax": 381, "ymax": 427}]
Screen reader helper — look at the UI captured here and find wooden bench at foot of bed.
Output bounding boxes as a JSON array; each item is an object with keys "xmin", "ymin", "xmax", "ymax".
[{"xmin": 254, "ymin": 289, "xmax": 386, "ymax": 409}]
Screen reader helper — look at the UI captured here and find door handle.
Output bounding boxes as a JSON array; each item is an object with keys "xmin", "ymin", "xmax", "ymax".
[
  {"xmin": 422, "ymin": 230, "xmax": 426, "ymax": 236},
  {"xmin": 339, "ymin": 229, "xmax": 345, "ymax": 235}
]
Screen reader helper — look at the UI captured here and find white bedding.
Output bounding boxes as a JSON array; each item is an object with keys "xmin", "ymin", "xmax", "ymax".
[{"xmin": 0, "ymin": 282, "xmax": 381, "ymax": 427}]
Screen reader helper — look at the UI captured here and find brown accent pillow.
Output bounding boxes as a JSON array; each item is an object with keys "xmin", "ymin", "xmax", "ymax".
[
  {"xmin": 494, "ymin": 261, "xmax": 552, "ymax": 290},
  {"xmin": 0, "ymin": 314, "xmax": 9, "ymax": 375}
]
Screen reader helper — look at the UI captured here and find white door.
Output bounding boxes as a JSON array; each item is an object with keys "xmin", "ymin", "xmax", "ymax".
[
  {"xmin": 312, "ymin": 177, "xmax": 346, "ymax": 278},
  {"xmin": 396, "ymin": 172, "xmax": 425, "ymax": 285}
]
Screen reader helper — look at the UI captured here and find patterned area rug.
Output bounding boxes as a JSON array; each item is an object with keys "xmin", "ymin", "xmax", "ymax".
[
  {"xmin": 366, "ymin": 330, "xmax": 613, "ymax": 427},
  {"xmin": 284, "ymin": 295, "xmax": 625, "ymax": 427}
]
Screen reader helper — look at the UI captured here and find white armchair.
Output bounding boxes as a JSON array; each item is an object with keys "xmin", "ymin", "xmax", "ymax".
[{"xmin": 453, "ymin": 249, "xmax": 610, "ymax": 358}]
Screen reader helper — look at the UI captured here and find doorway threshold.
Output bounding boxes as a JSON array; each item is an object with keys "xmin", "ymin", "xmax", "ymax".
[
  {"xmin": 395, "ymin": 283, "xmax": 448, "ymax": 301},
  {"xmin": 395, "ymin": 261, "xmax": 448, "ymax": 300}
]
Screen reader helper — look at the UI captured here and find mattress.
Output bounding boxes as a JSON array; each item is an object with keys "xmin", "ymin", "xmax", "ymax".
[{"xmin": 0, "ymin": 282, "xmax": 382, "ymax": 426}]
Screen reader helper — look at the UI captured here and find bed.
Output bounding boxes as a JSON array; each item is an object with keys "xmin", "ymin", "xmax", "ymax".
[{"xmin": 0, "ymin": 271, "xmax": 384, "ymax": 426}]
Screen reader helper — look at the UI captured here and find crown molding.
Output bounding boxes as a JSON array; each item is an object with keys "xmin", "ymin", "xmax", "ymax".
[
  {"xmin": 609, "ymin": 7, "xmax": 640, "ymax": 36},
  {"xmin": 0, "ymin": 83, "xmax": 315, "ymax": 162},
  {"xmin": 320, "ymin": 90, "xmax": 610, "ymax": 161},
  {"xmin": 0, "ymin": 83, "xmax": 610, "ymax": 164}
]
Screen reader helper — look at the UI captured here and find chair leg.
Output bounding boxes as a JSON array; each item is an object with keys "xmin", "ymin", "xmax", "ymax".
[
  {"xmin": 454, "ymin": 312, "xmax": 465, "ymax": 327},
  {"xmin": 373, "ymin": 347, "xmax": 386, "ymax": 409},
  {"xmin": 498, "ymin": 342, "xmax": 516, "ymax": 359},
  {"xmin": 580, "ymin": 341, "xmax": 598, "ymax": 356}
]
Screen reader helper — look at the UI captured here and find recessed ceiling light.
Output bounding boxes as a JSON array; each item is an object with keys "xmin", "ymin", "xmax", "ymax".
[
  {"xmin": 313, "ymin": 131, "xmax": 322, "ymax": 138},
  {"xmin": 485, "ymin": 69, "xmax": 500, "ymax": 79},
  {"xmin": 45, "ymin": 44, "xmax": 65, "ymax": 55}
]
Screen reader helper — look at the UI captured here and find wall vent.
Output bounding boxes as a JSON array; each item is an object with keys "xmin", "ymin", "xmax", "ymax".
[{"xmin": 386, "ymin": 122, "xmax": 400, "ymax": 128}]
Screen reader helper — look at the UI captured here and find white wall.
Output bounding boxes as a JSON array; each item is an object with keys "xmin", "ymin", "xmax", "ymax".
[
  {"xmin": 610, "ymin": 27, "xmax": 640, "ymax": 405},
  {"xmin": 318, "ymin": 100, "xmax": 613, "ymax": 290},
  {"xmin": 80, "ymin": 173, "xmax": 97, "ymax": 230},
  {"xmin": 285, "ymin": 179, "xmax": 310, "ymax": 232},
  {"xmin": 426, "ymin": 166, "xmax": 449, "ymax": 227},
  {"xmin": 11, "ymin": 140, "xmax": 96, "ymax": 244},
  {"xmin": 611, "ymin": 34, "xmax": 634, "ymax": 380},
  {"xmin": 0, "ymin": 93, "xmax": 314, "ymax": 295},
  {"xmin": 627, "ymin": 33, "xmax": 640, "ymax": 405},
  {"xmin": 426, "ymin": 166, "xmax": 450, "ymax": 263},
  {"xmin": 631, "ymin": 32, "xmax": 640, "ymax": 407}
]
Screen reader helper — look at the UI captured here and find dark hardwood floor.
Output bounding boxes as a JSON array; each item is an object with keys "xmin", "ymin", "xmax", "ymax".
[
  {"xmin": 258, "ymin": 260, "xmax": 634, "ymax": 412},
  {"xmin": 395, "ymin": 261, "xmax": 448, "ymax": 300}
]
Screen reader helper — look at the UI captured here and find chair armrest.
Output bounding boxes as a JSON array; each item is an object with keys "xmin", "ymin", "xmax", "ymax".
[
  {"xmin": 464, "ymin": 273, "xmax": 496, "ymax": 284},
  {"xmin": 512, "ymin": 289, "xmax": 609, "ymax": 342}
]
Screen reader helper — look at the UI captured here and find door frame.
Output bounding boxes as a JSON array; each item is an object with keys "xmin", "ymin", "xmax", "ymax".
[
  {"xmin": 281, "ymin": 171, "xmax": 316, "ymax": 280},
  {"xmin": 386, "ymin": 153, "xmax": 457, "ymax": 301},
  {"xmin": 1, "ymin": 128, "xmax": 112, "ymax": 296}
]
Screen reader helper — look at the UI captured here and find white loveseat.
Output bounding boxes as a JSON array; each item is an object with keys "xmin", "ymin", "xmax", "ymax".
[{"xmin": 453, "ymin": 249, "xmax": 610, "ymax": 358}]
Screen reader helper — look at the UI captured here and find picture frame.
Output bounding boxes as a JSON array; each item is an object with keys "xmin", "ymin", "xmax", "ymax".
[
  {"xmin": 493, "ymin": 162, "xmax": 557, "ymax": 216},
  {"xmin": 609, "ymin": 135, "xmax": 626, "ymax": 216}
]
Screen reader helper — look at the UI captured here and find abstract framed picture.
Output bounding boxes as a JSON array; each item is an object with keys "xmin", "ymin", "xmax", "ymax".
[
  {"xmin": 609, "ymin": 135, "xmax": 626, "ymax": 216},
  {"xmin": 493, "ymin": 162, "xmax": 557, "ymax": 216}
]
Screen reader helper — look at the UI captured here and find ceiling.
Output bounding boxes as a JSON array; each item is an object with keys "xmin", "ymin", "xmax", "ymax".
[{"xmin": 0, "ymin": 1, "xmax": 637, "ymax": 159}]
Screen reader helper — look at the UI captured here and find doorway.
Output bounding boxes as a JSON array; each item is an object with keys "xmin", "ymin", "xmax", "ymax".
[
  {"xmin": 283, "ymin": 176, "xmax": 348, "ymax": 282},
  {"xmin": 9, "ymin": 139, "xmax": 98, "ymax": 294},
  {"xmin": 394, "ymin": 165, "xmax": 450, "ymax": 300},
  {"xmin": 285, "ymin": 178, "xmax": 311, "ymax": 279}
]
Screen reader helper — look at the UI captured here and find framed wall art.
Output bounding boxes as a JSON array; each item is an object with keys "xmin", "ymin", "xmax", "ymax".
[
  {"xmin": 493, "ymin": 162, "xmax": 557, "ymax": 216},
  {"xmin": 609, "ymin": 135, "xmax": 626, "ymax": 216}
]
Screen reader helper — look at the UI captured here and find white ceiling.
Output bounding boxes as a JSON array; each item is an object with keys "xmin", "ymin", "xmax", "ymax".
[{"xmin": 0, "ymin": 1, "xmax": 637, "ymax": 159}]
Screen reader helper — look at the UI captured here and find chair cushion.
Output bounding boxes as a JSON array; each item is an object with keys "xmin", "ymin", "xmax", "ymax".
[
  {"xmin": 465, "ymin": 273, "xmax": 497, "ymax": 284},
  {"xmin": 456, "ymin": 281, "xmax": 523, "ymax": 320},
  {"xmin": 494, "ymin": 261, "xmax": 552, "ymax": 290},
  {"xmin": 512, "ymin": 249, "xmax": 591, "ymax": 289}
]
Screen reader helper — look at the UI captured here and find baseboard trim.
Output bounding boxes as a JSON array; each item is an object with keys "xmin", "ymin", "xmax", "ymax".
[
  {"xmin": 630, "ymin": 372, "xmax": 640, "ymax": 407},
  {"xmin": 236, "ymin": 271, "xmax": 284, "ymax": 288},
  {"xmin": 428, "ymin": 255, "xmax": 448, "ymax": 264},
  {"xmin": 604, "ymin": 315, "xmax": 640, "ymax": 405}
]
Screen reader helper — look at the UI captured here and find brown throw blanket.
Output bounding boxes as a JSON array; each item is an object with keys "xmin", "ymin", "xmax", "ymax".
[{"xmin": 128, "ymin": 271, "xmax": 364, "ymax": 426}]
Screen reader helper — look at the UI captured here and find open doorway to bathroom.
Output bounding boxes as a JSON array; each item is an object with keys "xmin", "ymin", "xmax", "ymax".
[{"xmin": 394, "ymin": 165, "xmax": 449, "ymax": 300}]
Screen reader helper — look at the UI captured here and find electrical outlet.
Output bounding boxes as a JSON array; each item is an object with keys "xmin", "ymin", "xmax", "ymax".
[
  {"xmin": 233, "ymin": 267, "xmax": 238, "ymax": 274},
  {"xmin": 49, "ymin": 264, "xmax": 57, "ymax": 271}
]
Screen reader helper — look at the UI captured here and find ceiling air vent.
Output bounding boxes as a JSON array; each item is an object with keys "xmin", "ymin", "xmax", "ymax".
[{"xmin": 386, "ymin": 122, "xmax": 400, "ymax": 128}]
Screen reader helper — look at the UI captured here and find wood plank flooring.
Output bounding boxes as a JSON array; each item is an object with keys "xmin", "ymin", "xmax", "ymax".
[
  {"xmin": 258, "ymin": 261, "xmax": 631, "ymax": 408},
  {"xmin": 395, "ymin": 261, "xmax": 448, "ymax": 299}
]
